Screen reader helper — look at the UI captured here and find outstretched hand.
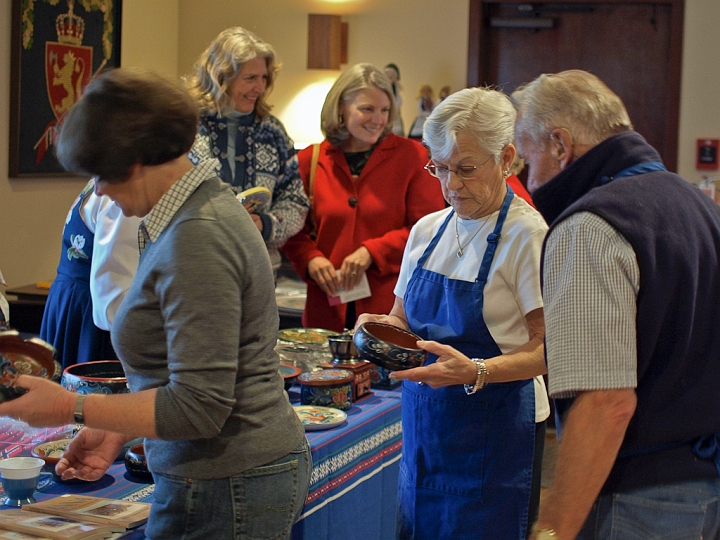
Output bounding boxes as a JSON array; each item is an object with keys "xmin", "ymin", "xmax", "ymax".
[
  {"xmin": 0, "ymin": 375, "xmax": 75, "ymax": 427},
  {"xmin": 55, "ymin": 428, "xmax": 130, "ymax": 482},
  {"xmin": 389, "ymin": 340, "xmax": 477, "ymax": 388}
]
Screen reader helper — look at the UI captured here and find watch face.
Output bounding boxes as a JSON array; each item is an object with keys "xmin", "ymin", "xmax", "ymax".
[{"xmin": 535, "ymin": 530, "xmax": 557, "ymax": 540}]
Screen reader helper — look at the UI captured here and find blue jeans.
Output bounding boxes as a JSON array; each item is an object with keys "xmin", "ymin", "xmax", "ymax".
[
  {"xmin": 578, "ymin": 478, "xmax": 720, "ymax": 539},
  {"xmin": 145, "ymin": 438, "xmax": 311, "ymax": 540}
]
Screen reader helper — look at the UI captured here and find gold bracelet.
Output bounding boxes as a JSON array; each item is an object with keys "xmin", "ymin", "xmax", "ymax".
[
  {"xmin": 530, "ymin": 524, "xmax": 558, "ymax": 539},
  {"xmin": 463, "ymin": 358, "xmax": 487, "ymax": 395}
]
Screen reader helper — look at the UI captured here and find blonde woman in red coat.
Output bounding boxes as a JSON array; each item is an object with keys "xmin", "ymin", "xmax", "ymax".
[{"xmin": 282, "ymin": 64, "xmax": 445, "ymax": 333}]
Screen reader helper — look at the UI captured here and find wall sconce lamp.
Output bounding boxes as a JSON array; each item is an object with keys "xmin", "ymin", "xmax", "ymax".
[{"xmin": 307, "ymin": 14, "xmax": 348, "ymax": 69}]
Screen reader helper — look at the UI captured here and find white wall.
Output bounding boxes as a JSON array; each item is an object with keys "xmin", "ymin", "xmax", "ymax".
[
  {"xmin": 1, "ymin": 0, "xmax": 718, "ymax": 288},
  {"xmin": 678, "ymin": 1, "xmax": 720, "ymax": 183}
]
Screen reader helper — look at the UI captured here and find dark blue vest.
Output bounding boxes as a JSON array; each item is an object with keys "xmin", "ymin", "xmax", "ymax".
[{"xmin": 536, "ymin": 132, "xmax": 720, "ymax": 491}]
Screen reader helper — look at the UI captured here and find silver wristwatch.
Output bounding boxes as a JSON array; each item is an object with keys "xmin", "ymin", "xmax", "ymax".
[{"xmin": 463, "ymin": 358, "xmax": 487, "ymax": 395}]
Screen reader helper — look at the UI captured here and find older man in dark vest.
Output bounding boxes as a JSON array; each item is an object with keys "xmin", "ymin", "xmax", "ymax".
[{"xmin": 515, "ymin": 70, "xmax": 720, "ymax": 540}]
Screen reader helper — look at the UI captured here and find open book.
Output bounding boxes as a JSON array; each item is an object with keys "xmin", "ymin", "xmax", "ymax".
[
  {"xmin": 22, "ymin": 495, "xmax": 150, "ymax": 529},
  {"xmin": 0, "ymin": 509, "xmax": 122, "ymax": 539},
  {"xmin": 237, "ymin": 186, "xmax": 271, "ymax": 213}
]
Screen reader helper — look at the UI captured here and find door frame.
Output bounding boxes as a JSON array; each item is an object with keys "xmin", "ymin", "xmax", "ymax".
[{"xmin": 467, "ymin": 0, "xmax": 685, "ymax": 171}]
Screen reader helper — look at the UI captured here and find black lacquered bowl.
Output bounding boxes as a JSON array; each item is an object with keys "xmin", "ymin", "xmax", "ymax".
[
  {"xmin": 353, "ymin": 323, "xmax": 427, "ymax": 371},
  {"xmin": 124, "ymin": 443, "xmax": 152, "ymax": 481}
]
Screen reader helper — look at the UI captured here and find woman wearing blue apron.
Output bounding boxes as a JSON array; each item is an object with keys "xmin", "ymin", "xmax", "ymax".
[
  {"xmin": 357, "ymin": 88, "xmax": 550, "ymax": 539},
  {"xmin": 41, "ymin": 178, "xmax": 140, "ymax": 369}
]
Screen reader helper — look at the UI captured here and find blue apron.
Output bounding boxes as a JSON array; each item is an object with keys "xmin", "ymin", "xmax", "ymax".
[
  {"xmin": 399, "ymin": 187, "xmax": 536, "ymax": 540},
  {"xmin": 40, "ymin": 179, "xmax": 116, "ymax": 368}
]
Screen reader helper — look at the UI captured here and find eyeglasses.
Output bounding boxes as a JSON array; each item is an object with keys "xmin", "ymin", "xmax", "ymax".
[{"xmin": 424, "ymin": 155, "xmax": 494, "ymax": 180}]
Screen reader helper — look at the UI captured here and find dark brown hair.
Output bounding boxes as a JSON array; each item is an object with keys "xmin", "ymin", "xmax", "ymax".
[{"xmin": 56, "ymin": 68, "xmax": 199, "ymax": 182}]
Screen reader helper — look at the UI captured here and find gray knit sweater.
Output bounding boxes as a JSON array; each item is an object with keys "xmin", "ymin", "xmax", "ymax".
[{"xmin": 113, "ymin": 176, "xmax": 304, "ymax": 479}]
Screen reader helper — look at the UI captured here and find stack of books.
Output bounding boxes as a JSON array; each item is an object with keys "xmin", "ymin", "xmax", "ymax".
[{"xmin": 0, "ymin": 494, "xmax": 151, "ymax": 539}]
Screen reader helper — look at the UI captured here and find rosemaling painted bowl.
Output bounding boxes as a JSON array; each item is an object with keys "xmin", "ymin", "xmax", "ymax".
[
  {"xmin": 298, "ymin": 369, "xmax": 353, "ymax": 410},
  {"xmin": 353, "ymin": 322, "xmax": 428, "ymax": 371},
  {"xmin": 370, "ymin": 364, "xmax": 402, "ymax": 389},
  {"xmin": 61, "ymin": 360, "xmax": 129, "ymax": 395}
]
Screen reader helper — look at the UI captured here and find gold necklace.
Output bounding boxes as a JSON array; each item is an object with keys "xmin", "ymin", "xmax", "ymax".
[{"xmin": 455, "ymin": 213, "xmax": 491, "ymax": 258}]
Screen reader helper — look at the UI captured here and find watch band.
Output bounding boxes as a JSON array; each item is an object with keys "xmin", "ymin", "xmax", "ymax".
[
  {"xmin": 73, "ymin": 394, "xmax": 86, "ymax": 424},
  {"xmin": 464, "ymin": 358, "xmax": 487, "ymax": 395}
]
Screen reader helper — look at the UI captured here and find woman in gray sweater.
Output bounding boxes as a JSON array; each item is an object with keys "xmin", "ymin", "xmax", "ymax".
[{"xmin": 0, "ymin": 68, "xmax": 310, "ymax": 540}]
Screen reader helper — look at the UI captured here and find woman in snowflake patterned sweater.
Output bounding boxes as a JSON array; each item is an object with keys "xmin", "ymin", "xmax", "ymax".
[{"xmin": 186, "ymin": 27, "xmax": 309, "ymax": 274}]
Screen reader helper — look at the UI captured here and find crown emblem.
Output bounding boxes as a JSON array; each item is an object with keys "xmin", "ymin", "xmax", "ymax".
[{"xmin": 56, "ymin": 3, "xmax": 85, "ymax": 46}]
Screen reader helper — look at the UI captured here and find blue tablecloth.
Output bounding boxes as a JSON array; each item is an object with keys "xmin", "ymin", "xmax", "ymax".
[
  {"xmin": 291, "ymin": 388, "xmax": 402, "ymax": 540},
  {"xmin": 0, "ymin": 387, "xmax": 402, "ymax": 540}
]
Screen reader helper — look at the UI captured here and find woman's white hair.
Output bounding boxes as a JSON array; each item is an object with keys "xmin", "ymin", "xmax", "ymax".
[
  {"xmin": 423, "ymin": 87, "xmax": 515, "ymax": 163},
  {"xmin": 512, "ymin": 69, "xmax": 632, "ymax": 148}
]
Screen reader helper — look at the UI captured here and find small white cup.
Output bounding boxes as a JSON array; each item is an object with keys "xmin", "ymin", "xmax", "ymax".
[{"xmin": 0, "ymin": 457, "xmax": 47, "ymax": 507}]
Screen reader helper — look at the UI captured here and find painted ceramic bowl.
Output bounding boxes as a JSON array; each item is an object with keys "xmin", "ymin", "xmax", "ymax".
[
  {"xmin": 124, "ymin": 443, "xmax": 152, "ymax": 481},
  {"xmin": 32, "ymin": 438, "xmax": 72, "ymax": 467},
  {"xmin": 0, "ymin": 330, "xmax": 61, "ymax": 384},
  {"xmin": 279, "ymin": 363, "xmax": 302, "ymax": 391},
  {"xmin": 61, "ymin": 360, "xmax": 129, "ymax": 395},
  {"xmin": 298, "ymin": 369, "xmax": 353, "ymax": 410},
  {"xmin": 353, "ymin": 322, "xmax": 428, "ymax": 371},
  {"xmin": 370, "ymin": 365, "xmax": 402, "ymax": 389}
]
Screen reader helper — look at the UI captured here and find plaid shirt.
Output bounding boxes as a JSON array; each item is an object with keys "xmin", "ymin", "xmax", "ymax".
[
  {"xmin": 543, "ymin": 211, "xmax": 640, "ymax": 399},
  {"xmin": 138, "ymin": 159, "xmax": 220, "ymax": 253}
]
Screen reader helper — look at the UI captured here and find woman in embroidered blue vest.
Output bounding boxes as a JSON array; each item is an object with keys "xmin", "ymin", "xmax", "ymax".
[
  {"xmin": 358, "ymin": 88, "xmax": 550, "ymax": 539},
  {"xmin": 40, "ymin": 181, "xmax": 140, "ymax": 369},
  {"xmin": 186, "ymin": 27, "xmax": 309, "ymax": 275}
]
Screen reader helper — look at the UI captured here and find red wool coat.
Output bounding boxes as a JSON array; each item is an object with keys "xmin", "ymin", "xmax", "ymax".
[
  {"xmin": 506, "ymin": 173, "xmax": 536, "ymax": 208},
  {"xmin": 282, "ymin": 133, "xmax": 446, "ymax": 332}
]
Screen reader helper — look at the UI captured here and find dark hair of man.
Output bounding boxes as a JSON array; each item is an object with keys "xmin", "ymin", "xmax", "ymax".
[{"xmin": 56, "ymin": 68, "xmax": 200, "ymax": 183}]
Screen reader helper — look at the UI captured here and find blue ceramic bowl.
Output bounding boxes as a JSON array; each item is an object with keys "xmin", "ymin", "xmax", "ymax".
[
  {"xmin": 61, "ymin": 361, "xmax": 129, "ymax": 395},
  {"xmin": 353, "ymin": 323, "xmax": 427, "ymax": 371}
]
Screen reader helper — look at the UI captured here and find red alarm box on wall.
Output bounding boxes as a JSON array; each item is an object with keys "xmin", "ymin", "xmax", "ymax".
[{"xmin": 697, "ymin": 139, "xmax": 719, "ymax": 170}]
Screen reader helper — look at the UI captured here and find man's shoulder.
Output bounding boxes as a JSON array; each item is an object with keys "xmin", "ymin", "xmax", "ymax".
[{"xmin": 549, "ymin": 211, "xmax": 617, "ymax": 238}]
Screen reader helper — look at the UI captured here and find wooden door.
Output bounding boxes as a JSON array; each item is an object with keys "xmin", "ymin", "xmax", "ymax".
[{"xmin": 468, "ymin": 0, "xmax": 684, "ymax": 171}]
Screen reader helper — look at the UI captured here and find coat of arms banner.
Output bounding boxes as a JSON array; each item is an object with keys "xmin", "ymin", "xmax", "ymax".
[{"xmin": 9, "ymin": 0, "xmax": 121, "ymax": 177}]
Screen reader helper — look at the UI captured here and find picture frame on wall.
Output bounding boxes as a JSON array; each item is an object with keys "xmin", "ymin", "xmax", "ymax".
[{"xmin": 8, "ymin": 0, "xmax": 122, "ymax": 177}]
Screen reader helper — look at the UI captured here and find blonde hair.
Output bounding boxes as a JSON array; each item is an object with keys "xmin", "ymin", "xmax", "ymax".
[
  {"xmin": 512, "ymin": 69, "xmax": 632, "ymax": 149},
  {"xmin": 185, "ymin": 27, "xmax": 279, "ymax": 117},
  {"xmin": 423, "ymin": 87, "xmax": 515, "ymax": 163},
  {"xmin": 320, "ymin": 63, "xmax": 398, "ymax": 147}
]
